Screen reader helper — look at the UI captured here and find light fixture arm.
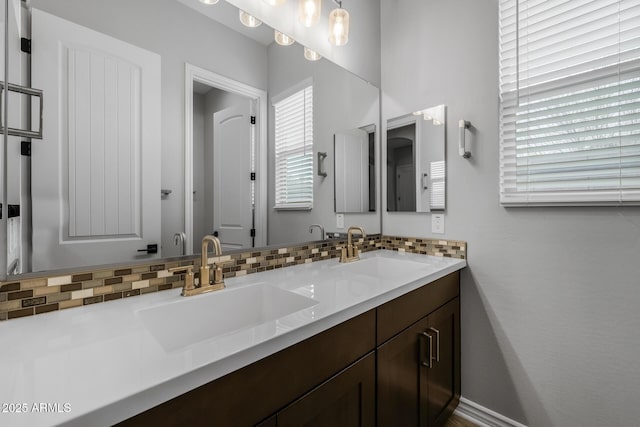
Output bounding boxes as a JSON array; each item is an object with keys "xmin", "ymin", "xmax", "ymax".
[{"xmin": 331, "ymin": 0, "xmax": 342, "ymax": 8}]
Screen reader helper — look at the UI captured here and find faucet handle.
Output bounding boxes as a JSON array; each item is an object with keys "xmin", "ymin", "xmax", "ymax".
[
  {"xmin": 169, "ymin": 265, "xmax": 194, "ymax": 274},
  {"xmin": 213, "ymin": 265, "xmax": 224, "ymax": 285},
  {"xmin": 169, "ymin": 265, "xmax": 195, "ymax": 294}
]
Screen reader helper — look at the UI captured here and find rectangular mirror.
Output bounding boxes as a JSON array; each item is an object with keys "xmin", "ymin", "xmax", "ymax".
[
  {"xmin": 386, "ymin": 105, "xmax": 446, "ymax": 213},
  {"xmin": 334, "ymin": 125, "xmax": 376, "ymax": 213},
  {"xmin": 1, "ymin": 0, "xmax": 381, "ymax": 277}
]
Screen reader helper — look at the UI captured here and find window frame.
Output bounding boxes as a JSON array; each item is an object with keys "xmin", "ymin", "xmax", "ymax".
[
  {"xmin": 272, "ymin": 78, "xmax": 314, "ymax": 210},
  {"xmin": 499, "ymin": 0, "xmax": 640, "ymax": 206}
]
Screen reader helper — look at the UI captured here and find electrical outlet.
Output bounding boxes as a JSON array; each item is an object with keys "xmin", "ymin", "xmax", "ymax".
[
  {"xmin": 432, "ymin": 214, "xmax": 445, "ymax": 234},
  {"xmin": 336, "ymin": 214, "xmax": 345, "ymax": 229}
]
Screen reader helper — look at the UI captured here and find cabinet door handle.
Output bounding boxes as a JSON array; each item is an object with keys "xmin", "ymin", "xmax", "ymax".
[
  {"xmin": 428, "ymin": 327, "xmax": 440, "ymax": 363},
  {"xmin": 418, "ymin": 331, "xmax": 433, "ymax": 368}
]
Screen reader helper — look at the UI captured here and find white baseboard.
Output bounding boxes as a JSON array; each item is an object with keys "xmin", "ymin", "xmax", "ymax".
[{"xmin": 454, "ymin": 397, "xmax": 527, "ymax": 427}]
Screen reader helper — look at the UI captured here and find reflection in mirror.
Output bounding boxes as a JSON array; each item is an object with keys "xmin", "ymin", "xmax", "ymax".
[
  {"xmin": 2, "ymin": 0, "xmax": 381, "ymax": 277},
  {"xmin": 386, "ymin": 105, "xmax": 446, "ymax": 213},
  {"xmin": 334, "ymin": 125, "xmax": 376, "ymax": 213}
]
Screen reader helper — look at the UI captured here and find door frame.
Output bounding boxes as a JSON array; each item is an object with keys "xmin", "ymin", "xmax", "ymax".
[{"xmin": 184, "ymin": 63, "xmax": 267, "ymax": 253}]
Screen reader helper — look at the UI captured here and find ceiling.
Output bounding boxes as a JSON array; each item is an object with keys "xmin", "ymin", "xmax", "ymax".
[{"xmin": 176, "ymin": 0, "xmax": 274, "ymax": 46}]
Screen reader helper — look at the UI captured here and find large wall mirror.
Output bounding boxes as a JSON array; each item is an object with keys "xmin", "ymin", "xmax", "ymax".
[
  {"xmin": 386, "ymin": 105, "xmax": 446, "ymax": 213},
  {"xmin": 0, "ymin": 0, "xmax": 380, "ymax": 278}
]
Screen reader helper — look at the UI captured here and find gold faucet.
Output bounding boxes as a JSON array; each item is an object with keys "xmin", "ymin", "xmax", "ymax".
[
  {"xmin": 174, "ymin": 235, "xmax": 225, "ymax": 297},
  {"xmin": 340, "ymin": 226, "xmax": 366, "ymax": 263}
]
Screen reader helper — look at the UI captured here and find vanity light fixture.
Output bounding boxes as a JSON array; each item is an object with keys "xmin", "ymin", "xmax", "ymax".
[
  {"xmin": 304, "ymin": 46, "xmax": 322, "ymax": 61},
  {"xmin": 263, "ymin": 0, "xmax": 287, "ymax": 5},
  {"xmin": 298, "ymin": 0, "xmax": 322, "ymax": 28},
  {"xmin": 239, "ymin": 10, "xmax": 262, "ymax": 27},
  {"xmin": 199, "ymin": 0, "xmax": 219, "ymax": 4},
  {"xmin": 275, "ymin": 30, "xmax": 295, "ymax": 46},
  {"xmin": 328, "ymin": 0, "xmax": 349, "ymax": 46}
]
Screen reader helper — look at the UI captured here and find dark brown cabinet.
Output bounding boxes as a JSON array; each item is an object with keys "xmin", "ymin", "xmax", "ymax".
[
  {"xmin": 276, "ymin": 352, "xmax": 375, "ymax": 427},
  {"xmin": 378, "ymin": 297, "xmax": 460, "ymax": 427},
  {"xmin": 119, "ymin": 271, "xmax": 461, "ymax": 427}
]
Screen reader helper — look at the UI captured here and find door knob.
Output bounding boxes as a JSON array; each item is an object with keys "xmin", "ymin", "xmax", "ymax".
[
  {"xmin": 213, "ymin": 231, "xmax": 219, "ymax": 237},
  {"xmin": 137, "ymin": 244, "xmax": 158, "ymax": 254}
]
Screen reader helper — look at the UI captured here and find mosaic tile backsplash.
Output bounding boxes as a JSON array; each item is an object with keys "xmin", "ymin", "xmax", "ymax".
[{"xmin": 0, "ymin": 235, "xmax": 466, "ymax": 321}]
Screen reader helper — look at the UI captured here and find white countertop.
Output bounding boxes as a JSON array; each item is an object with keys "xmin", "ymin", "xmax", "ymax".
[{"xmin": 0, "ymin": 250, "xmax": 465, "ymax": 427}]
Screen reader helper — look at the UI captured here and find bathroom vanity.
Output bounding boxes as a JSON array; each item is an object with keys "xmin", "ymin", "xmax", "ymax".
[
  {"xmin": 120, "ymin": 269, "xmax": 460, "ymax": 427},
  {"xmin": 0, "ymin": 250, "xmax": 464, "ymax": 427}
]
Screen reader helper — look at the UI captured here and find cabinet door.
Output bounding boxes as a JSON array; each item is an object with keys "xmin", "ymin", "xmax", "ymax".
[
  {"xmin": 277, "ymin": 352, "xmax": 375, "ymax": 427},
  {"xmin": 377, "ymin": 297, "xmax": 460, "ymax": 427},
  {"xmin": 425, "ymin": 298, "xmax": 460, "ymax": 426},
  {"xmin": 377, "ymin": 317, "xmax": 430, "ymax": 426}
]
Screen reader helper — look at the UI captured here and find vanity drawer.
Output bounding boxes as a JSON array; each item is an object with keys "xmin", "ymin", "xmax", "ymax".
[{"xmin": 376, "ymin": 271, "xmax": 459, "ymax": 345}]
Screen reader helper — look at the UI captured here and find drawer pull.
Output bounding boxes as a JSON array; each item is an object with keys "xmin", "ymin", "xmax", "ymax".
[
  {"xmin": 418, "ymin": 331, "xmax": 432, "ymax": 368},
  {"xmin": 428, "ymin": 327, "xmax": 440, "ymax": 363}
]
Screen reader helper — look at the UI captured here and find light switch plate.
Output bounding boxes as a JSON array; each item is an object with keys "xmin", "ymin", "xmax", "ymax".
[
  {"xmin": 432, "ymin": 214, "xmax": 445, "ymax": 234},
  {"xmin": 336, "ymin": 214, "xmax": 344, "ymax": 229}
]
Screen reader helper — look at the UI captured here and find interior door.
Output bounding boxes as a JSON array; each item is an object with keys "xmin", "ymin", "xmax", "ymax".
[
  {"xmin": 31, "ymin": 9, "xmax": 161, "ymax": 271},
  {"xmin": 396, "ymin": 163, "xmax": 415, "ymax": 211},
  {"xmin": 334, "ymin": 128, "xmax": 369, "ymax": 212},
  {"xmin": 213, "ymin": 103, "xmax": 253, "ymax": 250}
]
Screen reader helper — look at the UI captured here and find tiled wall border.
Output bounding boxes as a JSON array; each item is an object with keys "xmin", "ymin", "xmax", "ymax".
[{"xmin": 0, "ymin": 235, "xmax": 466, "ymax": 321}]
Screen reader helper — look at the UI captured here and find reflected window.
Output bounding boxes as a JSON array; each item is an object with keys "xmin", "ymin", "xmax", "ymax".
[{"xmin": 273, "ymin": 84, "xmax": 314, "ymax": 209}]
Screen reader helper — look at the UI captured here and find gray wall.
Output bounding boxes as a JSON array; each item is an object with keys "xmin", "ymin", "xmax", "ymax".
[
  {"xmin": 267, "ymin": 42, "xmax": 380, "ymax": 245},
  {"xmin": 32, "ymin": 0, "xmax": 268, "ymax": 258},
  {"xmin": 381, "ymin": 0, "xmax": 640, "ymax": 426}
]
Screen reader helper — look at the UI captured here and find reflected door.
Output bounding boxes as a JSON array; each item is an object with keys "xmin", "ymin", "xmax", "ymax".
[
  {"xmin": 31, "ymin": 9, "xmax": 161, "ymax": 271},
  {"xmin": 213, "ymin": 103, "xmax": 254, "ymax": 250},
  {"xmin": 395, "ymin": 163, "xmax": 415, "ymax": 211},
  {"xmin": 334, "ymin": 128, "xmax": 369, "ymax": 213}
]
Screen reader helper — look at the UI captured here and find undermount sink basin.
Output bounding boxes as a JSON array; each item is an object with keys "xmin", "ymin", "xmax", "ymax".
[
  {"xmin": 138, "ymin": 285, "xmax": 318, "ymax": 351},
  {"xmin": 331, "ymin": 256, "xmax": 429, "ymax": 279}
]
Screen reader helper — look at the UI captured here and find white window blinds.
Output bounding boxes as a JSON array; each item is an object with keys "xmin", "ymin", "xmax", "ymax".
[
  {"xmin": 274, "ymin": 84, "xmax": 314, "ymax": 209},
  {"xmin": 499, "ymin": 0, "xmax": 640, "ymax": 205}
]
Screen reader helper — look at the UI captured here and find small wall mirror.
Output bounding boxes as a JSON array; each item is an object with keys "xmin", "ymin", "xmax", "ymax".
[
  {"xmin": 334, "ymin": 125, "xmax": 376, "ymax": 213},
  {"xmin": 386, "ymin": 105, "xmax": 446, "ymax": 212}
]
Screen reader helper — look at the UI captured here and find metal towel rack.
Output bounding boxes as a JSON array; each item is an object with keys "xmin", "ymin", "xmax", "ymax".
[{"xmin": 0, "ymin": 82, "xmax": 44, "ymax": 139}]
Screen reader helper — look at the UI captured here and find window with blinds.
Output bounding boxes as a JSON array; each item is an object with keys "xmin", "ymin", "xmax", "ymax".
[
  {"xmin": 499, "ymin": 0, "xmax": 640, "ymax": 205},
  {"xmin": 273, "ymin": 84, "xmax": 314, "ymax": 209}
]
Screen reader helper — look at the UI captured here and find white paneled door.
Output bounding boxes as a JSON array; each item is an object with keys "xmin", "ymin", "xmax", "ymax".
[
  {"xmin": 213, "ymin": 103, "xmax": 254, "ymax": 250},
  {"xmin": 31, "ymin": 9, "xmax": 161, "ymax": 271}
]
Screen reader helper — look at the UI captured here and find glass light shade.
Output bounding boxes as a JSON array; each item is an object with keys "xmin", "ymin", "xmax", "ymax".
[
  {"xmin": 298, "ymin": 0, "xmax": 321, "ymax": 28},
  {"xmin": 199, "ymin": 0, "xmax": 219, "ymax": 4},
  {"xmin": 239, "ymin": 10, "xmax": 262, "ymax": 28},
  {"xmin": 328, "ymin": 8, "xmax": 349, "ymax": 46},
  {"xmin": 275, "ymin": 30, "xmax": 295, "ymax": 46},
  {"xmin": 263, "ymin": 0, "xmax": 287, "ymax": 5},
  {"xmin": 304, "ymin": 47, "xmax": 322, "ymax": 61}
]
